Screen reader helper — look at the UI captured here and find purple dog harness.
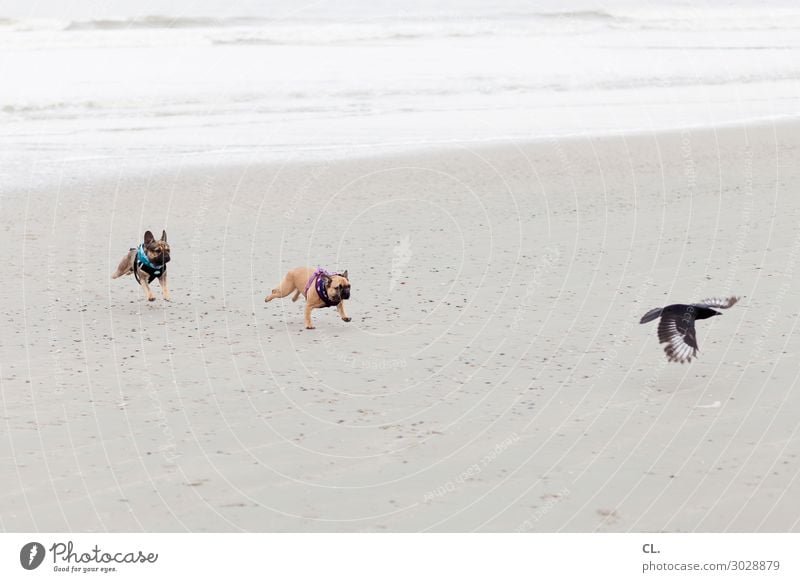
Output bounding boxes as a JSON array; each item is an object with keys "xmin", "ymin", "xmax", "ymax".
[{"xmin": 305, "ymin": 267, "xmax": 341, "ymax": 307}]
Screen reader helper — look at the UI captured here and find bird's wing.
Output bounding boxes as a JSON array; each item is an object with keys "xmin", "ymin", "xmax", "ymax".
[
  {"xmin": 657, "ymin": 313, "xmax": 698, "ymax": 363},
  {"xmin": 695, "ymin": 296, "xmax": 739, "ymax": 310}
]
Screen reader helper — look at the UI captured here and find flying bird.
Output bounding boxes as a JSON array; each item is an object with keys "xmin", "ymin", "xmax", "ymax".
[{"xmin": 639, "ymin": 296, "xmax": 739, "ymax": 363}]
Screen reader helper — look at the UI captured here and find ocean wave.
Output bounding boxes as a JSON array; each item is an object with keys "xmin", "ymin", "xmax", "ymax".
[
  {"xmin": 0, "ymin": 15, "xmax": 255, "ymax": 32},
  {"xmin": 0, "ymin": 10, "xmax": 621, "ymax": 33},
  {"xmin": 4, "ymin": 9, "xmax": 800, "ymax": 39},
  {"xmin": 5, "ymin": 66, "xmax": 799, "ymax": 125},
  {"xmin": 63, "ymin": 15, "xmax": 262, "ymax": 31},
  {"xmin": 207, "ymin": 12, "xmax": 627, "ymax": 46},
  {"xmin": 0, "ymin": 17, "xmax": 68, "ymax": 31},
  {"xmin": 535, "ymin": 9, "xmax": 621, "ymax": 21},
  {"xmin": 2, "ymin": 98, "xmax": 200, "ymax": 120},
  {"xmin": 211, "ymin": 28, "xmax": 490, "ymax": 46}
]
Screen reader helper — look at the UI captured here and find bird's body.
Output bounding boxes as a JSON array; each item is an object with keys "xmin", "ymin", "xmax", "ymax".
[{"xmin": 639, "ymin": 296, "xmax": 739, "ymax": 363}]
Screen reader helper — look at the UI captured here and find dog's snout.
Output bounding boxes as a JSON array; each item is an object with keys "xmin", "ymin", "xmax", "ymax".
[{"xmin": 341, "ymin": 288, "xmax": 350, "ymax": 300}]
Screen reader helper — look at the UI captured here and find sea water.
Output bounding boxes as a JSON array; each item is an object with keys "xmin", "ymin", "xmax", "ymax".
[{"xmin": 2, "ymin": 0, "xmax": 799, "ymax": 185}]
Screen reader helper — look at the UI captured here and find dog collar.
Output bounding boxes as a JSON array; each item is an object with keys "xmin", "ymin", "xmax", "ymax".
[
  {"xmin": 305, "ymin": 267, "xmax": 341, "ymax": 307},
  {"xmin": 134, "ymin": 244, "xmax": 164, "ymax": 284},
  {"xmin": 316, "ymin": 274, "xmax": 340, "ymax": 307},
  {"xmin": 136, "ymin": 244, "xmax": 159, "ymax": 271}
]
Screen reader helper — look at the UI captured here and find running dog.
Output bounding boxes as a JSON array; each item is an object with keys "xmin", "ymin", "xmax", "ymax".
[
  {"xmin": 112, "ymin": 230, "xmax": 171, "ymax": 301},
  {"xmin": 265, "ymin": 267, "xmax": 351, "ymax": 329}
]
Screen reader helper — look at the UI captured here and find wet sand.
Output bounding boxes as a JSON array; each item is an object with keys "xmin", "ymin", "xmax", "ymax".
[{"xmin": 1, "ymin": 121, "xmax": 799, "ymax": 532}]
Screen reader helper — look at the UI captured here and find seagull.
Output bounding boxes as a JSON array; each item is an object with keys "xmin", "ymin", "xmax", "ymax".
[{"xmin": 639, "ymin": 296, "xmax": 739, "ymax": 363}]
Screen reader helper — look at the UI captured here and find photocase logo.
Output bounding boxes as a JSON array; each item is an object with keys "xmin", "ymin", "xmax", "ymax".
[
  {"xmin": 389, "ymin": 234, "xmax": 412, "ymax": 292},
  {"xmin": 20, "ymin": 542, "xmax": 46, "ymax": 570}
]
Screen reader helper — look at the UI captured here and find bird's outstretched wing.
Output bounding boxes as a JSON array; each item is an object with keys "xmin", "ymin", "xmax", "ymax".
[
  {"xmin": 658, "ymin": 313, "xmax": 698, "ymax": 363},
  {"xmin": 695, "ymin": 296, "xmax": 739, "ymax": 310}
]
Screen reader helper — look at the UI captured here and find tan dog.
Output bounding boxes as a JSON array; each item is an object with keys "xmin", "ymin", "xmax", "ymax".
[
  {"xmin": 265, "ymin": 267, "xmax": 351, "ymax": 329},
  {"xmin": 112, "ymin": 230, "xmax": 171, "ymax": 301}
]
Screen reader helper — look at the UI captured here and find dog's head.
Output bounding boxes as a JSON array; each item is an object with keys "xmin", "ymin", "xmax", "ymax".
[
  {"xmin": 143, "ymin": 230, "xmax": 171, "ymax": 268},
  {"xmin": 324, "ymin": 270, "xmax": 350, "ymax": 302}
]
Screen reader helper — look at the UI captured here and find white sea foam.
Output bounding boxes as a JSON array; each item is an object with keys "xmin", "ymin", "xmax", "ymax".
[{"xmin": 2, "ymin": 0, "xmax": 800, "ymax": 186}]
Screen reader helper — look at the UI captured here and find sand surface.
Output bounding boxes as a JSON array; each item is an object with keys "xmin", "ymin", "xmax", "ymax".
[{"xmin": 1, "ymin": 122, "xmax": 799, "ymax": 532}]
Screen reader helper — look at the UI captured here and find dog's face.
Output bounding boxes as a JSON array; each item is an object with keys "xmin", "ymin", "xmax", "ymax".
[
  {"xmin": 143, "ymin": 230, "xmax": 171, "ymax": 268},
  {"xmin": 325, "ymin": 270, "xmax": 350, "ymax": 301}
]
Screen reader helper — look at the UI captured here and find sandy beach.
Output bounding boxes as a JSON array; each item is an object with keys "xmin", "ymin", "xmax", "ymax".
[{"xmin": 1, "ymin": 120, "xmax": 798, "ymax": 532}]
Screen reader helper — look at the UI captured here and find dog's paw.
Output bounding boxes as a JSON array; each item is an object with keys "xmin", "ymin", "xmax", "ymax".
[
  {"xmin": 305, "ymin": 325, "xmax": 315, "ymax": 330},
  {"xmin": 342, "ymin": 317, "xmax": 352, "ymax": 322},
  {"xmin": 148, "ymin": 296, "xmax": 156, "ymax": 302}
]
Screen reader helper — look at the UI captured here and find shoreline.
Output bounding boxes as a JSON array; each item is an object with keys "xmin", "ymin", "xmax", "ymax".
[
  {"xmin": 2, "ymin": 118, "xmax": 799, "ymax": 532},
  {"xmin": 7, "ymin": 115, "xmax": 799, "ymax": 194}
]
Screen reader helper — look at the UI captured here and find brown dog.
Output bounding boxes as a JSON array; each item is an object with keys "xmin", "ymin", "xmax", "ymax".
[
  {"xmin": 112, "ymin": 230, "xmax": 171, "ymax": 301},
  {"xmin": 265, "ymin": 267, "xmax": 351, "ymax": 329}
]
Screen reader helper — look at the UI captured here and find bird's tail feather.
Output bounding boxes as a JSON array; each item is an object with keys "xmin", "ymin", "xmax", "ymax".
[{"xmin": 639, "ymin": 307, "xmax": 663, "ymax": 324}]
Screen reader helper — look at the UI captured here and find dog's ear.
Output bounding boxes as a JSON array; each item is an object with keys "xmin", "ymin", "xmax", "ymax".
[
  {"xmin": 323, "ymin": 274, "xmax": 332, "ymax": 287},
  {"xmin": 341, "ymin": 270, "xmax": 348, "ymax": 280},
  {"xmin": 144, "ymin": 230, "xmax": 155, "ymax": 244},
  {"xmin": 161, "ymin": 230, "xmax": 167, "ymax": 242}
]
